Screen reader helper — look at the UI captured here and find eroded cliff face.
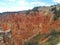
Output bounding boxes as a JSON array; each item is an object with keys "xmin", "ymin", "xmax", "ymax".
[{"xmin": 0, "ymin": 4, "xmax": 60, "ymax": 45}]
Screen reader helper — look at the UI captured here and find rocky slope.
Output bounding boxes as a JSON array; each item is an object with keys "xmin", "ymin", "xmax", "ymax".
[{"xmin": 0, "ymin": 4, "xmax": 60, "ymax": 45}]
